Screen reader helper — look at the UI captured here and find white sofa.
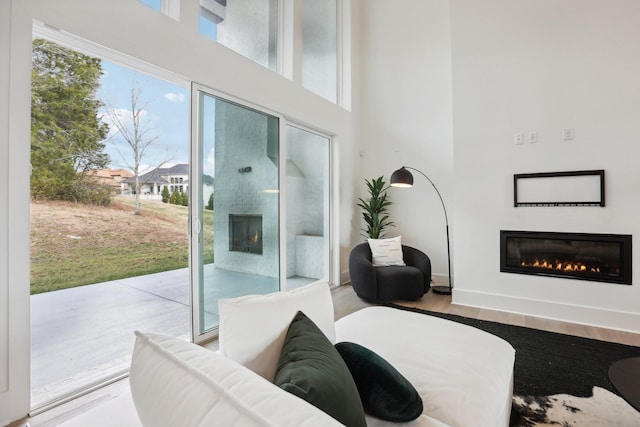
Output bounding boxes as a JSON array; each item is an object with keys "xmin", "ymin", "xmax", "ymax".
[{"xmin": 127, "ymin": 283, "xmax": 515, "ymax": 427}]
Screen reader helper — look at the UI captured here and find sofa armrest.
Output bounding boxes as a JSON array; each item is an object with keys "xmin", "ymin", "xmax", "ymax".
[
  {"xmin": 130, "ymin": 331, "xmax": 344, "ymax": 427},
  {"xmin": 349, "ymin": 243, "xmax": 378, "ymax": 300},
  {"xmin": 402, "ymin": 245, "xmax": 432, "ymax": 292}
]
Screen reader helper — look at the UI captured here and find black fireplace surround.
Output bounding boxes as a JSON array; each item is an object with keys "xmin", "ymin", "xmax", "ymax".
[{"xmin": 500, "ymin": 230, "xmax": 632, "ymax": 285}]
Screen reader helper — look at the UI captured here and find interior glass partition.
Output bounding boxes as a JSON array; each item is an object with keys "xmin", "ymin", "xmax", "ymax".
[{"xmin": 192, "ymin": 88, "xmax": 280, "ymax": 339}]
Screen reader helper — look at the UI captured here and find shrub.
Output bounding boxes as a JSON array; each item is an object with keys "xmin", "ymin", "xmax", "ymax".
[{"xmin": 161, "ymin": 186, "xmax": 170, "ymax": 203}]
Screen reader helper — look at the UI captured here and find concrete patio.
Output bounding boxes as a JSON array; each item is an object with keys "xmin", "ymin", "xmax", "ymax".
[{"xmin": 30, "ymin": 266, "xmax": 315, "ymax": 409}]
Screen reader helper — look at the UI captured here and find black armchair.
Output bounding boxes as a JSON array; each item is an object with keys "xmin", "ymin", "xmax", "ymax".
[{"xmin": 349, "ymin": 243, "xmax": 431, "ymax": 303}]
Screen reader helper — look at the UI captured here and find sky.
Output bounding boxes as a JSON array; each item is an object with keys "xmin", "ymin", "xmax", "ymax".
[
  {"xmin": 98, "ymin": 60, "xmax": 190, "ymax": 173},
  {"xmin": 97, "ymin": 0, "xmax": 217, "ymax": 174}
]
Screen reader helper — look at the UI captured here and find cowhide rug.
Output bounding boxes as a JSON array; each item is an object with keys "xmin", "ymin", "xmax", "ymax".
[{"xmin": 511, "ymin": 387, "xmax": 640, "ymax": 427}]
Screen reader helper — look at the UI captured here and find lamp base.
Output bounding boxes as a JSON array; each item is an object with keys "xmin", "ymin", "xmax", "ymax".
[{"xmin": 431, "ymin": 285, "xmax": 452, "ymax": 295}]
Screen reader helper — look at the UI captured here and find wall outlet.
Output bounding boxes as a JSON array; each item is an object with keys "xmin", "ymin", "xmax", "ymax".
[
  {"xmin": 514, "ymin": 133, "xmax": 524, "ymax": 145},
  {"xmin": 528, "ymin": 132, "xmax": 538, "ymax": 143},
  {"xmin": 562, "ymin": 128, "xmax": 575, "ymax": 141}
]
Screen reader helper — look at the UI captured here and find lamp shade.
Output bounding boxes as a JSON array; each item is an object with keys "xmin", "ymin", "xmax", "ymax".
[{"xmin": 390, "ymin": 167, "xmax": 414, "ymax": 188}]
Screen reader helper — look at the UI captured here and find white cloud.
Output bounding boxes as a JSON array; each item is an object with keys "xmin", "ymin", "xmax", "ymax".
[
  {"xmin": 100, "ymin": 108, "xmax": 148, "ymax": 138},
  {"xmin": 164, "ymin": 92, "xmax": 185, "ymax": 103},
  {"xmin": 206, "ymin": 148, "xmax": 215, "ymax": 176}
]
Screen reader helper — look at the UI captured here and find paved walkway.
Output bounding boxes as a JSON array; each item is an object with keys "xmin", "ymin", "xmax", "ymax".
[{"xmin": 30, "ymin": 267, "xmax": 314, "ymax": 408}]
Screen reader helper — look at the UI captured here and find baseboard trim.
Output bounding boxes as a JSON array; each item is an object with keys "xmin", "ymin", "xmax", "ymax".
[
  {"xmin": 453, "ymin": 289, "xmax": 640, "ymax": 334},
  {"xmin": 340, "ymin": 270, "xmax": 350, "ymax": 286},
  {"xmin": 430, "ymin": 273, "xmax": 449, "ymax": 287}
]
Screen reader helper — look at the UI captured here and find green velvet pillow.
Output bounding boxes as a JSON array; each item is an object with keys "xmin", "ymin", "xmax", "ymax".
[
  {"xmin": 335, "ymin": 341, "xmax": 423, "ymax": 422},
  {"xmin": 274, "ymin": 311, "xmax": 367, "ymax": 427}
]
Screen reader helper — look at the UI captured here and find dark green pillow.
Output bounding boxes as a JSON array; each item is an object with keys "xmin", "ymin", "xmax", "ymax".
[
  {"xmin": 335, "ymin": 341, "xmax": 423, "ymax": 422},
  {"xmin": 274, "ymin": 311, "xmax": 366, "ymax": 427}
]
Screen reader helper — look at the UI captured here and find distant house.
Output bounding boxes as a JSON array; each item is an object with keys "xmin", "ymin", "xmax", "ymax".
[
  {"xmin": 90, "ymin": 168, "xmax": 134, "ymax": 194},
  {"xmin": 120, "ymin": 164, "xmax": 213, "ymax": 204}
]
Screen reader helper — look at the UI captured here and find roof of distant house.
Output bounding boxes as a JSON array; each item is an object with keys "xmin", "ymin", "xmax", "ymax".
[
  {"xmin": 121, "ymin": 164, "xmax": 213, "ymax": 186},
  {"xmin": 93, "ymin": 168, "xmax": 134, "ymax": 179}
]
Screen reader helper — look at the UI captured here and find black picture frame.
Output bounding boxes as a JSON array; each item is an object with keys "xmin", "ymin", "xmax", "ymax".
[{"xmin": 513, "ymin": 170, "xmax": 605, "ymax": 207}]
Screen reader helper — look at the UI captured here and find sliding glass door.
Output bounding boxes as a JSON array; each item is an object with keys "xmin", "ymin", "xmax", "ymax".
[
  {"xmin": 190, "ymin": 86, "xmax": 333, "ymax": 342},
  {"xmin": 191, "ymin": 86, "xmax": 281, "ymax": 340},
  {"xmin": 284, "ymin": 125, "xmax": 331, "ymax": 287}
]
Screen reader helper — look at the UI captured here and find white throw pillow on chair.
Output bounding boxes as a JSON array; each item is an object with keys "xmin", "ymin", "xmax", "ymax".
[{"xmin": 367, "ymin": 236, "xmax": 406, "ymax": 267}]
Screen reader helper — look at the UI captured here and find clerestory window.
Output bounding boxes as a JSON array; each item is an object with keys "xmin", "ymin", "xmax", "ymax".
[
  {"xmin": 199, "ymin": 0, "xmax": 278, "ymax": 71},
  {"xmin": 301, "ymin": 0, "xmax": 338, "ymax": 103},
  {"xmin": 137, "ymin": 0, "xmax": 180, "ymax": 20}
]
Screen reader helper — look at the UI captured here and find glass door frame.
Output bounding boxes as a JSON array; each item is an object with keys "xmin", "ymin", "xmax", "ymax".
[
  {"xmin": 190, "ymin": 83, "xmax": 290, "ymax": 343},
  {"xmin": 284, "ymin": 122, "xmax": 334, "ymax": 287}
]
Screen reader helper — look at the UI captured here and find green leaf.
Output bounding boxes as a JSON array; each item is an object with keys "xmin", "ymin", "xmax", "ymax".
[{"xmin": 357, "ymin": 176, "xmax": 395, "ymax": 239}]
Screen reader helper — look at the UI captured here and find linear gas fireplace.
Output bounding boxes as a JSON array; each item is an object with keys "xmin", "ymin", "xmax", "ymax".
[
  {"xmin": 229, "ymin": 214, "xmax": 263, "ymax": 254},
  {"xmin": 500, "ymin": 230, "xmax": 632, "ymax": 285}
]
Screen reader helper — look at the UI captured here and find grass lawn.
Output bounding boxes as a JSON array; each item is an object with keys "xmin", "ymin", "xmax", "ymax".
[{"xmin": 30, "ymin": 196, "xmax": 214, "ymax": 294}]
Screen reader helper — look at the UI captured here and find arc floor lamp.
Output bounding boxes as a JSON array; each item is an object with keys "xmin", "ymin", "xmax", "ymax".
[{"xmin": 390, "ymin": 166, "xmax": 452, "ymax": 295}]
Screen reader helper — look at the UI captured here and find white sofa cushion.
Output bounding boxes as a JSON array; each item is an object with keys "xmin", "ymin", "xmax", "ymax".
[
  {"xmin": 368, "ymin": 236, "xmax": 406, "ymax": 266},
  {"xmin": 336, "ymin": 307, "xmax": 515, "ymax": 427},
  {"xmin": 129, "ymin": 331, "xmax": 344, "ymax": 427},
  {"xmin": 218, "ymin": 282, "xmax": 335, "ymax": 381}
]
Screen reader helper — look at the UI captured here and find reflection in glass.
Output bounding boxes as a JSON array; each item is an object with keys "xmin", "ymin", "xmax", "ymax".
[
  {"xmin": 199, "ymin": 0, "xmax": 278, "ymax": 70},
  {"xmin": 197, "ymin": 93, "xmax": 280, "ymax": 334},
  {"xmin": 285, "ymin": 126, "xmax": 330, "ymax": 289},
  {"xmin": 302, "ymin": 0, "xmax": 337, "ymax": 103}
]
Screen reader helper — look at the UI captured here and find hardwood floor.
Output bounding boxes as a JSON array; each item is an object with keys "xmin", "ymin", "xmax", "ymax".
[
  {"xmin": 334, "ymin": 284, "xmax": 640, "ymax": 346},
  {"xmin": 23, "ymin": 284, "xmax": 640, "ymax": 426}
]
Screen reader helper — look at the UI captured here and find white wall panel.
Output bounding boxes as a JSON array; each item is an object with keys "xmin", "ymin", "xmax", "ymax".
[
  {"xmin": 450, "ymin": 0, "xmax": 640, "ymax": 331},
  {"xmin": 1, "ymin": 0, "xmax": 32, "ymax": 423},
  {"xmin": 0, "ymin": 0, "xmax": 11, "ymax": 401},
  {"xmin": 357, "ymin": 0, "xmax": 454, "ymax": 285}
]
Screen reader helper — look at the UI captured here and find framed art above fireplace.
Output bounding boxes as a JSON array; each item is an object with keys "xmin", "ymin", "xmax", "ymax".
[{"xmin": 513, "ymin": 170, "xmax": 605, "ymax": 207}]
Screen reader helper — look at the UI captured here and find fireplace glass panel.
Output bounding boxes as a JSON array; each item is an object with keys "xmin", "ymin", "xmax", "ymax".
[
  {"xmin": 229, "ymin": 214, "xmax": 263, "ymax": 254},
  {"xmin": 500, "ymin": 231, "xmax": 631, "ymax": 285}
]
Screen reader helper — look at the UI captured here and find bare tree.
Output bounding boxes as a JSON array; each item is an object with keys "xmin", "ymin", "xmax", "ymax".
[{"xmin": 103, "ymin": 78, "xmax": 171, "ymax": 215}]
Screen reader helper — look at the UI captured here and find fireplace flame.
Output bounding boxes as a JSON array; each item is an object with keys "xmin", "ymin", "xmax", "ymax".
[
  {"xmin": 521, "ymin": 258, "xmax": 600, "ymax": 273},
  {"xmin": 251, "ymin": 230, "xmax": 260, "ymax": 244}
]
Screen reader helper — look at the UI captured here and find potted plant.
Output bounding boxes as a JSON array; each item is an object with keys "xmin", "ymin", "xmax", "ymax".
[{"xmin": 357, "ymin": 176, "xmax": 394, "ymax": 239}]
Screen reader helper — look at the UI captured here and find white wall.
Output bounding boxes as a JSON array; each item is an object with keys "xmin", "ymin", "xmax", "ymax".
[
  {"xmin": 356, "ymin": 0, "xmax": 454, "ymax": 285},
  {"xmin": 450, "ymin": 0, "xmax": 640, "ymax": 332},
  {"xmin": 1, "ymin": 0, "xmax": 361, "ymax": 421},
  {"xmin": 359, "ymin": 0, "xmax": 640, "ymax": 333},
  {"xmin": 0, "ymin": 1, "xmax": 11, "ymax": 419}
]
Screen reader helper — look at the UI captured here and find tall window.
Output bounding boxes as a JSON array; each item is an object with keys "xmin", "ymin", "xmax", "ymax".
[
  {"xmin": 30, "ymin": 34, "xmax": 189, "ymax": 409},
  {"xmin": 192, "ymin": 88, "xmax": 281, "ymax": 338},
  {"xmin": 285, "ymin": 125, "xmax": 331, "ymax": 285},
  {"xmin": 191, "ymin": 88, "xmax": 333, "ymax": 342},
  {"xmin": 199, "ymin": 0, "xmax": 278, "ymax": 71},
  {"xmin": 198, "ymin": 0, "xmax": 341, "ymax": 105},
  {"xmin": 302, "ymin": 0, "xmax": 338, "ymax": 103}
]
